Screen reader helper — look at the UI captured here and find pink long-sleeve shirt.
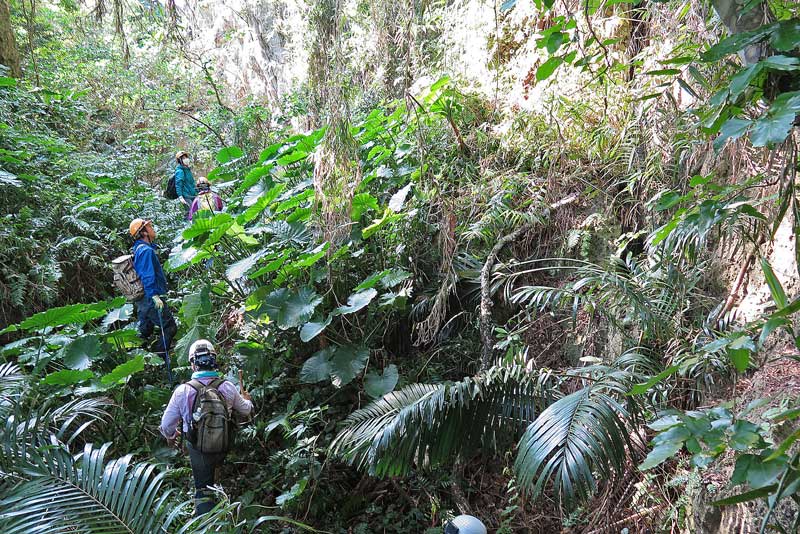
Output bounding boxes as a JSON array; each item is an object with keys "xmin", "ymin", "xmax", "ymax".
[
  {"xmin": 159, "ymin": 377, "xmax": 253, "ymax": 438},
  {"xmin": 188, "ymin": 192, "xmax": 224, "ymax": 220}
]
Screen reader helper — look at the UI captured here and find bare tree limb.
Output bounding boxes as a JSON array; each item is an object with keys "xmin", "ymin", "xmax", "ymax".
[
  {"xmin": 143, "ymin": 105, "xmax": 226, "ymax": 146},
  {"xmin": 480, "ymin": 193, "xmax": 579, "ymax": 370}
]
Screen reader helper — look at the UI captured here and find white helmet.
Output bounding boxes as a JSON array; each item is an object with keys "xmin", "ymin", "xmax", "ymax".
[
  {"xmin": 189, "ymin": 339, "xmax": 217, "ymax": 366},
  {"xmin": 444, "ymin": 515, "xmax": 487, "ymax": 534}
]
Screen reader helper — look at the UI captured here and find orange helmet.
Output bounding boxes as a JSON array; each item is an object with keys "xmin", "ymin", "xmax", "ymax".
[{"xmin": 128, "ymin": 218, "xmax": 151, "ymax": 238}]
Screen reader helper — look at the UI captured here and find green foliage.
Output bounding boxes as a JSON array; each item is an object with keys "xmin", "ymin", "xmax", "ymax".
[
  {"xmin": 61, "ymin": 335, "xmax": 100, "ymax": 370},
  {"xmin": 641, "ymin": 401, "xmax": 800, "ymax": 533},
  {"xmin": 262, "ymin": 287, "xmax": 323, "ymax": 330},
  {"xmin": 5, "ymin": 3, "xmax": 800, "ymax": 529},
  {"xmin": 364, "ymin": 364, "xmax": 399, "ymax": 398},
  {"xmin": 515, "ymin": 385, "xmax": 631, "ymax": 508},
  {"xmin": 330, "ymin": 365, "xmax": 558, "ymax": 477},
  {"xmin": 0, "ymin": 442, "xmax": 175, "ymax": 533},
  {"xmin": 100, "ymin": 354, "xmax": 145, "ymax": 385},
  {"xmin": 300, "ymin": 344, "xmax": 370, "ymax": 387}
]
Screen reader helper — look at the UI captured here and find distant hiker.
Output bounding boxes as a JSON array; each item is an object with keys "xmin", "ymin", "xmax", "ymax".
[
  {"xmin": 188, "ymin": 177, "xmax": 224, "ymax": 221},
  {"xmin": 129, "ymin": 218, "xmax": 177, "ymax": 357},
  {"xmin": 174, "ymin": 150, "xmax": 197, "ymax": 218},
  {"xmin": 160, "ymin": 339, "xmax": 253, "ymax": 516}
]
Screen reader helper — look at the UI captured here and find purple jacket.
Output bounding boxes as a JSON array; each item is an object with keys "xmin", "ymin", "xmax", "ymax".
[
  {"xmin": 159, "ymin": 376, "xmax": 253, "ymax": 438},
  {"xmin": 188, "ymin": 192, "xmax": 224, "ymax": 220}
]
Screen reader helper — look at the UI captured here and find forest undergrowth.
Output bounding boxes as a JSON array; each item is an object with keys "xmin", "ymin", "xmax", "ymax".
[{"xmin": 2, "ymin": 1, "xmax": 800, "ymax": 533}]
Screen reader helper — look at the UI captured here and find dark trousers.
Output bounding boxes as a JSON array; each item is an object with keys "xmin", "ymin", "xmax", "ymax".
[
  {"xmin": 135, "ymin": 296, "xmax": 177, "ymax": 355},
  {"xmin": 187, "ymin": 442, "xmax": 227, "ymax": 516}
]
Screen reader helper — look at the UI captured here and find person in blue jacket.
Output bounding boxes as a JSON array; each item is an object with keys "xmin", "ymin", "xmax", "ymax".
[
  {"xmin": 174, "ymin": 151, "xmax": 197, "ymax": 218},
  {"xmin": 128, "ymin": 218, "xmax": 177, "ymax": 356}
]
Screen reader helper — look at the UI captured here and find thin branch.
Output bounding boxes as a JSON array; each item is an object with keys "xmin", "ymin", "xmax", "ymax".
[
  {"xmin": 584, "ymin": 0, "xmax": 612, "ymax": 71},
  {"xmin": 143, "ymin": 105, "xmax": 226, "ymax": 145}
]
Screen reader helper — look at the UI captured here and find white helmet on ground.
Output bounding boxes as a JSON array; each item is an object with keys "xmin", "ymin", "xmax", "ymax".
[{"xmin": 444, "ymin": 515, "xmax": 487, "ymax": 534}]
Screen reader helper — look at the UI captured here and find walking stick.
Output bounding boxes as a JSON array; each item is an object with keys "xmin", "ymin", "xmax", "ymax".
[
  {"xmin": 238, "ymin": 369, "xmax": 244, "ymax": 395},
  {"xmin": 155, "ymin": 305, "xmax": 174, "ymax": 386}
]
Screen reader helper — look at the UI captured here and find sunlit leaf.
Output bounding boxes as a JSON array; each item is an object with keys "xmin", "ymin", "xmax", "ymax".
[
  {"xmin": 100, "ymin": 355, "xmax": 146, "ymax": 385},
  {"xmin": 300, "ymin": 315, "xmax": 332, "ymax": 342},
  {"xmin": 226, "ymin": 248, "xmax": 271, "ymax": 280},
  {"xmin": 43, "ymin": 369, "xmax": 94, "ymax": 386},
  {"xmin": 381, "ymin": 268, "xmax": 412, "ymax": 288},
  {"xmin": 334, "ymin": 289, "xmax": 377, "ymax": 315},
  {"xmin": 351, "ymin": 193, "xmax": 379, "ymax": 220},
  {"xmin": 17, "ymin": 299, "xmax": 125, "ymax": 332},
  {"xmin": 355, "ymin": 270, "xmax": 390, "ymax": 291},
  {"xmin": 216, "ymin": 146, "xmax": 244, "ymax": 164},
  {"xmin": 102, "ymin": 304, "xmax": 133, "ymax": 328},
  {"xmin": 536, "ymin": 57, "xmax": 564, "ymax": 81},
  {"xmin": 388, "ymin": 183, "xmax": 412, "ymax": 212},
  {"xmin": 760, "ymin": 257, "xmax": 788, "ymax": 309},
  {"xmin": 61, "ymin": 335, "xmax": 100, "ymax": 370}
]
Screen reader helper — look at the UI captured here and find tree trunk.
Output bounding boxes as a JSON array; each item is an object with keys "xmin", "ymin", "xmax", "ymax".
[
  {"xmin": 0, "ymin": 0, "xmax": 21, "ymax": 77},
  {"xmin": 710, "ymin": 0, "xmax": 772, "ymax": 65}
]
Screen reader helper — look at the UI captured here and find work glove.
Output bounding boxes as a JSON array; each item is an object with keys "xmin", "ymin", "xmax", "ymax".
[
  {"xmin": 179, "ymin": 196, "xmax": 188, "ymax": 206},
  {"xmin": 152, "ymin": 295, "xmax": 164, "ymax": 310}
]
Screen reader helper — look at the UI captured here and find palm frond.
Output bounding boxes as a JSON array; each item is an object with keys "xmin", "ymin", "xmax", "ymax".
[
  {"xmin": 514, "ymin": 384, "xmax": 632, "ymax": 509},
  {"xmin": 0, "ymin": 441, "xmax": 173, "ymax": 534},
  {"xmin": 506, "ymin": 256, "xmax": 700, "ymax": 342},
  {"xmin": 47, "ymin": 397, "xmax": 113, "ymax": 445},
  {"xmin": 0, "ymin": 362, "xmax": 25, "ymax": 412},
  {"xmin": 329, "ymin": 365, "xmax": 559, "ymax": 477},
  {"xmin": 0, "ymin": 397, "xmax": 113, "ymax": 476}
]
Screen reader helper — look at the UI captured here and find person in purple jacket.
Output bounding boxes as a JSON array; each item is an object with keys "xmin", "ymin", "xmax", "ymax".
[
  {"xmin": 188, "ymin": 177, "xmax": 224, "ymax": 221},
  {"xmin": 160, "ymin": 339, "xmax": 253, "ymax": 516}
]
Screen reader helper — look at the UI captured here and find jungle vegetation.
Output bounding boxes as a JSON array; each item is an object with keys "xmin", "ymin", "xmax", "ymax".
[{"xmin": 1, "ymin": 0, "xmax": 800, "ymax": 532}]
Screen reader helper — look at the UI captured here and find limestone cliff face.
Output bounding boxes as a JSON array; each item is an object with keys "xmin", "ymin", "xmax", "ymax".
[{"xmin": 174, "ymin": 0, "xmax": 308, "ymax": 109}]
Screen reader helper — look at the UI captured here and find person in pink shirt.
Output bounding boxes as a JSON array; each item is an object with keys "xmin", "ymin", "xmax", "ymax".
[
  {"xmin": 188, "ymin": 177, "xmax": 224, "ymax": 221},
  {"xmin": 160, "ymin": 339, "xmax": 252, "ymax": 516}
]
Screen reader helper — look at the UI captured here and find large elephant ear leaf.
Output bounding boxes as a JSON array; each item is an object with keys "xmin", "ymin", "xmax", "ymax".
[
  {"xmin": 364, "ymin": 364, "xmax": 399, "ymax": 398},
  {"xmin": 262, "ymin": 287, "xmax": 322, "ymax": 329},
  {"xmin": 61, "ymin": 335, "xmax": 101, "ymax": 370},
  {"xmin": 334, "ymin": 289, "xmax": 377, "ymax": 315},
  {"xmin": 299, "ymin": 345, "xmax": 369, "ymax": 387},
  {"xmin": 514, "ymin": 386, "xmax": 631, "ymax": 509},
  {"xmin": 330, "ymin": 345, "xmax": 369, "ymax": 387}
]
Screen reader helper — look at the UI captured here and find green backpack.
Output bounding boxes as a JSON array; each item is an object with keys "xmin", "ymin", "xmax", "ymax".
[{"xmin": 187, "ymin": 378, "xmax": 232, "ymax": 454}]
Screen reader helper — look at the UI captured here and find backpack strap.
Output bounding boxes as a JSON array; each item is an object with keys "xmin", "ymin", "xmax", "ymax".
[{"xmin": 186, "ymin": 379, "xmax": 204, "ymax": 412}]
